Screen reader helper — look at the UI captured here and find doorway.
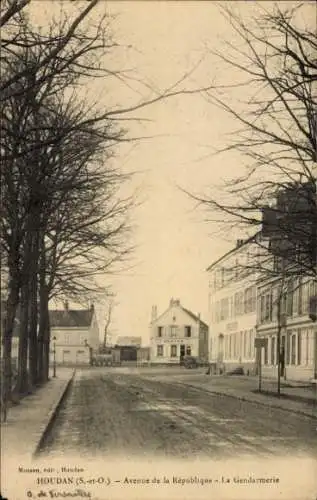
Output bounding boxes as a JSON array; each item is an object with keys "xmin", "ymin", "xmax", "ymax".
[
  {"xmin": 180, "ymin": 344, "xmax": 185, "ymax": 365},
  {"xmin": 280, "ymin": 335, "xmax": 286, "ymax": 377}
]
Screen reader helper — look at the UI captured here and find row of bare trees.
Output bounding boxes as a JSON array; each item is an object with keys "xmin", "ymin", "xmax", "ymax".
[
  {"xmin": 0, "ymin": 0, "xmax": 136, "ymax": 415},
  {"xmin": 1, "ymin": 0, "xmax": 212, "ymax": 419}
]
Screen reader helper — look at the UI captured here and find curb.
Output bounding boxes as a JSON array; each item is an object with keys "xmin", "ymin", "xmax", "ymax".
[
  {"xmin": 33, "ymin": 369, "xmax": 76, "ymax": 457},
  {"xmin": 182, "ymin": 382, "xmax": 317, "ymax": 420}
]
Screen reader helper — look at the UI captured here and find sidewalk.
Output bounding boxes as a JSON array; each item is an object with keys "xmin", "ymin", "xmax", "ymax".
[
  {"xmin": 177, "ymin": 373, "xmax": 317, "ymax": 419},
  {"xmin": 1, "ymin": 367, "xmax": 75, "ymax": 460}
]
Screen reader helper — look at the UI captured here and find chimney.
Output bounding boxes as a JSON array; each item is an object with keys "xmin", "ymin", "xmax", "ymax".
[
  {"xmin": 236, "ymin": 239, "xmax": 244, "ymax": 248},
  {"xmin": 170, "ymin": 298, "xmax": 180, "ymax": 307},
  {"xmin": 64, "ymin": 300, "xmax": 69, "ymax": 311},
  {"xmin": 90, "ymin": 303, "xmax": 94, "ymax": 312},
  {"xmin": 151, "ymin": 305, "xmax": 157, "ymax": 322}
]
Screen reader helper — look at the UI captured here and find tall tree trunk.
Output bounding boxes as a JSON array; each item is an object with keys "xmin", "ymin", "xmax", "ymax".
[
  {"xmin": 38, "ymin": 286, "xmax": 50, "ymax": 383},
  {"xmin": 1, "ymin": 275, "xmax": 20, "ymax": 420},
  {"xmin": 28, "ymin": 231, "xmax": 39, "ymax": 387},
  {"xmin": 16, "ymin": 278, "xmax": 30, "ymax": 395},
  {"xmin": 43, "ymin": 312, "xmax": 51, "ymax": 381},
  {"xmin": 277, "ymin": 298, "xmax": 281, "ymax": 397},
  {"xmin": 16, "ymin": 228, "xmax": 33, "ymax": 395},
  {"xmin": 38, "ymin": 230, "xmax": 51, "ymax": 383}
]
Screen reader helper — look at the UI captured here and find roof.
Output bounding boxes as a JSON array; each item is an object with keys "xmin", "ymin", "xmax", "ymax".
[
  {"xmin": 151, "ymin": 301, "xmax": 208, "ymax": 329},
  {"xmin": 116, "ymin": 336, "xmax": 142, "ymax": 346},
  {"xmin": 206, "ymin": 231, "xmax": 261, "ymax": 272},
  {"xmin": 181, "ymin": 307, "xmax": 208, "ymax": 328},
  {"xmin": 49, "ymin": 308, "xmax": 94, "ymax": 328}
]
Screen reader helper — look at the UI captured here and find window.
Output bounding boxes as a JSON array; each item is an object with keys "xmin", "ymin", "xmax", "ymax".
[
  {"xmin": 233, "ymin": 333, "xmax": 237, "ymax": 358},
  {"xmin": 243, "ymin": 331, "xmax": 247, "ymax": 358},
  {"xmin": 286, "ymin": 331, "xmax": 291, "ymax": 365},
  {"xmin": 215, "ymin": 301, "xmax": 220, "ymax": 322},
  {"xmin": 263, "ymin": 342, "xmax": 268, "ymax": 365},
  {"xmin": 247, "ymin": 330, "xmax": 252, "ymax": 359},
  {"xmin": 170, "ymin": 325, "xmax": 178, "ymax": 337},
  {"xmin": 77, "ymin": 350, "xmax": 85, "ymax": 354},
  {"xmin": 220, "ymin": 298, "xmax": 229, "ymax": 321},
  {"xmin": 301, "ymin": 281, "xmax": 310, "ymax": 315},
  {"xmin": 64, "ymin": 334, "xmax": 71, "ymax": 345},
  {"xmin": 271, "ymin": 287, "xmax": 278, "ymax": 321},
  {"xmin": 271, "ymin": 337, "xmax": 276, "ymax": 365},
  {"xmin": 79, "ymin": 335, "xmax": 87, "ymax": 345},
  {"xmin": 225, "ymin": 335, "xmax": 229, "ymax": 358},
  {"xmin": 260, "ymin": 291, "xmax": 272, "ymax": 323},
  {"xmin": 297, "ymin": 331, "xmax": 301, "ymax": 365},
  {"xmin": 171, "ymin": 345, "xmax": 177, "ymax": 357},
  {"xmin": 292, "ymin": 279, "xmax": 299, "ymax": 315},
  {"xmin": 234, "ymin": 292, "xmax": 244, "ymax": 316},
  {"xmin": 229, "ymin": 296, "xmax": 234, "ymax": 318},
  {"xmin": 291, "ymin": 334, "xmax": 296, "ymax": 365},
  {"xmin": 286, "ymin": 280, "xmax": 293, "ymax": 317},
  {"xmin": 157, "ymin": 326, "xmax": 163, "ymax": 337},
  {"xmin": 186, "ymin": 345, "xmax": 191, "ymax": 356},
  {"xmin": 185, "ymin": 326, "xmax": 191, "ymax": 337},
  {"xmin": 297, "ymin": 279, "xmax": 303, "ymax": 315},
  {"xmin": 239, "ymin": 331, "xmax": 243, "ymax": 358},
  {"xmin": 244, "ymin": 287, "xmax": 256, "ymax": 314},
  {"xmin": 157, "ymin": 345, "xmax": 163, "ymax": 357}
]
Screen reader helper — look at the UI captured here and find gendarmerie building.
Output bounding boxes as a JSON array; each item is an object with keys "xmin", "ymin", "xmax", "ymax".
[{"xmin": 149, "ymin": 299, "xmax": 209, "ymax": 364}]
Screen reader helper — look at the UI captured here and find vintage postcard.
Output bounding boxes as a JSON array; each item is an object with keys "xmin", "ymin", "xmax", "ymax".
[{"xmin": 1, "ymin": 0, "xmax": 317, "ymax": 499}]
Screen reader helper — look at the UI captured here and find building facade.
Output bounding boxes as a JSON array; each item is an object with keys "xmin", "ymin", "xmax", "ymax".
[
  {"xmin": 257, "ymin": 276, "xmax": 317, "ymax": 381},
  {"xmin": 49, "ymin": 303, "xmax": 99, "ymax": 366},
  {"xmin": 150, "ymin": 299, "xmax": 209, "ymax": 364},
  {"xmin": 257, "ymin": 179, "xmax": 317, "ymax": 381},
  {"xmin": 207, "ymin": 237, "xmax": 260, "ymax": 374}
]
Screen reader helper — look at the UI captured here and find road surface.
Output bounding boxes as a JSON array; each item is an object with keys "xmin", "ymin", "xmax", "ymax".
[{"xmin": 39, "ymin": 368, "xmax": 317, "ymax": 460}]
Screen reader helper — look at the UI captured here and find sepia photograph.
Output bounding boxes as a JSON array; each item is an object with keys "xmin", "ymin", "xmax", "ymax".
[{"xmin": 1, "ymin": 0, "xmax": 317, "ymax": 499}]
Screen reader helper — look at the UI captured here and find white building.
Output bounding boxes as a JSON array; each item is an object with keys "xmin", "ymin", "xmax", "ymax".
[
  {"xmin": 207, "ymin": 236, "xmax": 261, "ymax": 374},
  {"xmin": 49, "ymin": 302, "xmax": 99, "ymax": 365},
  {"xmin": 257, "ymin": 276, "xmax": 317, "ymax": 381},
  {"xmin": 150, "ymin": 299, "xmax": 209, "ymax": 364}
]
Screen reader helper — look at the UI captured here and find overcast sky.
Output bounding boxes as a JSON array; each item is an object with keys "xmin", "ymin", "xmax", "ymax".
[{"xmin": 29, "ymin": 0, "xmax": 310, "ymax": 344}]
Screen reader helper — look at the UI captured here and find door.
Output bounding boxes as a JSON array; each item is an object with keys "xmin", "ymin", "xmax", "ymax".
[
  {"xmin": 280, "ymin": 335, "xmax": 286, "ymax": 376},
  {"xmin": 180, "ymin": 344, "xmax": 185, "ymax": 365},
  {"xmin": 76, "ymin": 349, "xmax": 87, "ymax": 365},
  {"xmin": 62, "ymin": 350, "xmax": 71, "ymax": 364}
]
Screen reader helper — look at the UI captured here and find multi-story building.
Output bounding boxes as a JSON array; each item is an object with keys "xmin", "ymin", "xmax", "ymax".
[
  {"xmin": 207, "ymin": 236, "xmax": 261, "ymax": 374},
  {"xmin": 49, "ymin": 302, "xmax": 99, "ymax": 365},
  {"xmin": 256, "ymin": 272, "xmax": 317, "ymax": 382},
  {"xmin": 149, "ymin": 298, "xmax": 208, "ymax": 364},
  {"xmin": 257, "ymin": 180, "xmax": 317, "ymax": 381}
]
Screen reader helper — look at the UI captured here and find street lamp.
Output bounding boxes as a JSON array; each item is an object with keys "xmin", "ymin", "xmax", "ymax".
[{"xmin": 53, "ymin": 336, "xmax": 57, "ymax": 378}]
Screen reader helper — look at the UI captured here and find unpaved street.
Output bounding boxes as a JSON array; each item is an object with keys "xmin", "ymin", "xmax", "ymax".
[{"xmin": 38, "ymin": 368, "xmax": 317, "ymax": 460}]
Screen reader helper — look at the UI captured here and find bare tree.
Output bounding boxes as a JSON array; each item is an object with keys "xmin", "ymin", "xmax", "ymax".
[
  {"xmin": 1, "ymin": 0, "xmax": 213, "ymax": 414},
  {"xmin": 103, "ymin": 299, "xmax": 114, "ymax": 349},
  {"xmin": 187, "ymin": 3, "xmax": 316, "ymax": 279}
]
